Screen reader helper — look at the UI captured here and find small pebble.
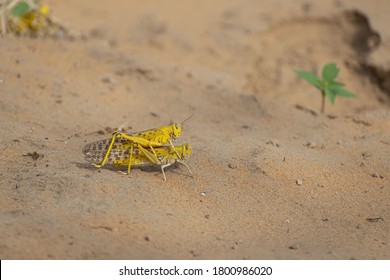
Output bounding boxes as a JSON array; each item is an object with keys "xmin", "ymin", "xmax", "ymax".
[
  {"xmin": 101, "ymin": 75, "xmax": 117, "ymax": 85},
  {"xmin": 371, "ymin": 172, "xmax": 379, "ymax": 178},
  {"xmin": 306, "ymin": 141, "xmax": 316, "ymax": 148},
  {"xmin": 296, "ymin": 179, "xmax": 303, "ymax": 186},
  {"xmin": 228, "ymin": 163, "xmax": 237, "ymax": 169},
  {"xmin": 371, "ymin": 173, "xmax": 383, "ymax": 178},
  {"xmin": 362, "ymin": 152, "xmax": 372, "ymax": 159},
  {"xmin": 266, "ymin": 139, "xmax": 280, "ymax": 147}
]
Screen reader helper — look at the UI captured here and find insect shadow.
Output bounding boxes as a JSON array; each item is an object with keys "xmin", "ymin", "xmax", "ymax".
[{"xmin": 72, "ymin": 161, "xmax": 187, "ymax": 176}]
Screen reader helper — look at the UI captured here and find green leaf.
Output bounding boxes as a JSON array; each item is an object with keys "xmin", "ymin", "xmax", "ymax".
[
  {"xmin": 11, "ymin": 1, "xmax": 31, "ymax": 17},
  {"xmin": 322, "ymin": 63, "xmax": 339, "ymax": 82},
  {"xmin": 331, "ymin": 86, "xmax": 357, "ymax": 98},
  {"xmin": 328, "ymin": 80, "xmax": 345, "ymax": 87},
  {"xmin": 294, "ymin": 69, "xmax": 324, "ymax": 90},
  {"xmin": 325, "ymin": 87, "xmax": 336, "ymax": 104}
]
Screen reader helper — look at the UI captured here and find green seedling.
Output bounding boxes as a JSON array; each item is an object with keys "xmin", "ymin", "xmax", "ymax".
[
  {"xmin": 0, "ymin": 0, "xmax": 64, "ymax": 36},
  {"xmin": 295, "ymin": 63, "xmax": 357, "ymax": 113}
]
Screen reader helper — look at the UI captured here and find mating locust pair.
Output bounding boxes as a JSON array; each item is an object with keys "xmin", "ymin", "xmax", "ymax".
[{"xmin": 82, "ymin": 120, "xmax": 192, "ymax": 181}]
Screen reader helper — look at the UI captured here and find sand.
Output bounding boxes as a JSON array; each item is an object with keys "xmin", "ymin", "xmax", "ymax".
[{"xmin": 0, "ymin": 0, "xmax": 389, "ymax": 259}]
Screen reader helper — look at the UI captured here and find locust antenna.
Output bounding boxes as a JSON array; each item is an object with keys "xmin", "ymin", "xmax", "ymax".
[
  {"xmin": 193, "ymin": 147, "xmax": 208, "ymax": 153},
  {"xmin": 181, "ymin": 114, "xmax": 193, "ymax": 126}
]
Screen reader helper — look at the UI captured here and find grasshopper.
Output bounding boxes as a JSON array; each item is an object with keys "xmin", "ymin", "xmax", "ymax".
[
  {"xmin": 83, "ymin": 142, "xmax": 192, "ymax": 181},
  {"xmin": 85, "ymin": 117, "xmax": 192, "ymax": 174}
]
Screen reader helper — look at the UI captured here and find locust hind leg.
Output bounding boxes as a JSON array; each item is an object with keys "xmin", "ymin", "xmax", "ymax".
[
  {"xmin": 137, "ymin": 144, "xmax": 160, "ymax": 165},
  {"xmin": 93, "ymin": 132, "xmax": 121, "ymax": 169},
  {"xmin": 126, "ymin": 144, "xmax": 134, "ymax": 174},
  {"xmin": 118, "ymin": 144, "xmax": 135, "ymax": 175},
  {"xmin": 115, "ymin": 132, "xmax": 162, "ymax": 160}
]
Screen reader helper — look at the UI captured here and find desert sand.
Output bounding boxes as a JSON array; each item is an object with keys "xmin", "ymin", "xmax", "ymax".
[{"xmin": 0, "ymin": 0, "xmax": 389, "ymax": 259}]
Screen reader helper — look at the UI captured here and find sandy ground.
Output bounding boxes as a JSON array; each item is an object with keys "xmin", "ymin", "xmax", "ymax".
[{"xmin": 0, "ymin": 0, "xmax": 389, "ymax": 259}]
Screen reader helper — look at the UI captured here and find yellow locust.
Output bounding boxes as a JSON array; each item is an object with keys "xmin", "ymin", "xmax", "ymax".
[
  {"xmin": 83, "ymin": 142, "xmax": 192, "ymax": 181},
  {"xmin": 88, "ymin": 118, "xmax": 192, "ymax": 172}
]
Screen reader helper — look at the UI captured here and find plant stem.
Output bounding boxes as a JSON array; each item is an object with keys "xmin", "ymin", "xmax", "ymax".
[{"xmin": 321, "ymin": 91, "xmax": 325, "ymax": 114}]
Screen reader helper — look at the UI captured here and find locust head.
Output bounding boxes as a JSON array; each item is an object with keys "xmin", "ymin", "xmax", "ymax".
[
  {"xmin": 170, "ymin": 115, "xmax": 192, "ymax": 139},
  {"xmin": 182, "ymin": 144, "xmax": 191, "ymax": 157},
  {"xmin": 170, "ymin": 122, "xmax": 182, "ymax": 139}
]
